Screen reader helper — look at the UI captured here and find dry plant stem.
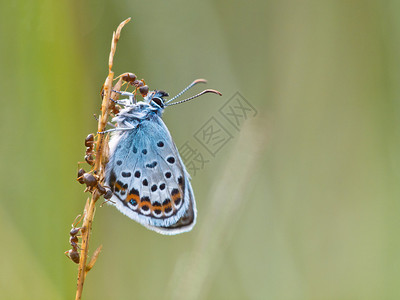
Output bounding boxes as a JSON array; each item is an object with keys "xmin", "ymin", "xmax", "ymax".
[
  {"xmin": 75, "ymin": 18, "xmax": 131, "ymax": 300},
  {"xmin": 86, "ymin": 244, "xmax": 103, "ymax": 272},
  {"xmin": 75, "ymin": 199, "xmax": 95, "ymax": 300}
]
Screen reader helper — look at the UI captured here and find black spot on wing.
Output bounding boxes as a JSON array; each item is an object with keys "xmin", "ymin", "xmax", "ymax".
[
  {"xmin": 122, "ymin": 172, "xmax": 131, "ymax": 178},
  {"xmin": 116, "ymin": 181, "xmax": 128, "ymax": 190},
  {"xmin": 141, "ymin": 196, "xmax": 150, "ymax": 203},
  {"xmin": 145, "ymin": 161, "xmax": 157, "ymax": 168},
  {"xmin": 130, "ymin": 187, "xmax": 139, "ymax": 195},
  {"xmin": 178, "ymin": 176, "xmax": 185, "ymax": 191},
  {"xmin": 109, "ymin": 170, "xmax": 117, "ymax": 189},
  {"xmin": 174, "ymin": 198, "xmax": 181, "ymax": 206}
]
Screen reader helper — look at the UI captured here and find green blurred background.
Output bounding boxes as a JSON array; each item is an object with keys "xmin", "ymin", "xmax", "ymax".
[{"xmin": 1, "ymin": 0, "xmax": 400, "ymax": 299}]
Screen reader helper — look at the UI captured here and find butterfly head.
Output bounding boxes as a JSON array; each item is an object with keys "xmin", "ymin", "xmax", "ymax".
[
  {"xmin": 117, "ymin": 79, "xmax": 221, "ymax": 118},
  {"xmin": 145, "ymin": 79, "xmax": 222, "ymax": 111},
  {"xmin": 146, "ymin": 90, "xmax": 169, "ymax": 110}
]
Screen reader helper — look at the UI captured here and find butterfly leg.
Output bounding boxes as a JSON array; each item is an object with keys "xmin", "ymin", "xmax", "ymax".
[
  {"xmin": 93, "ymin": 114, "xmax": 116, "ymax": 127},
  {"xmin": 98, "ymin": 127, "xmax": 135, "ymax": 134},
  {"xmin": 112, "ymin": 90, "xmax": 135, "ymax": 105},
  {"xmin": 110, "ymin": 98, "xmax": 131, "ymax": 107},
  {"xmin": 113, "ymin": 90, "xmax": 134, "ymax": 97}
]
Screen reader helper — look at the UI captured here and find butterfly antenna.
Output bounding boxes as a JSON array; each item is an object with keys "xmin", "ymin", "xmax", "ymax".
[
  {"xmin": 165, "ymin": 89, "xmax": 222, "ymax": 106},
  {"xmin": 165, "ymin": 79, "xmax": 207, "ymax": 104}
]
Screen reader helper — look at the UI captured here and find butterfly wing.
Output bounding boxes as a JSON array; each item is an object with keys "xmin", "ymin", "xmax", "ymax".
[{"xmin": 105, "ymin": 113, "xmax": 196, "ymax": 235}]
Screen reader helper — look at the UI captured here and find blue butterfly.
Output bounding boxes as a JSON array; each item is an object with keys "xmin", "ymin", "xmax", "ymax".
[{"xmin": 103, "ymin": 79, "xmax": 221, "ymax": 235}]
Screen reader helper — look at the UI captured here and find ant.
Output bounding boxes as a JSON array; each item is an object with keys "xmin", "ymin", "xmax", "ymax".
[
  {"xmin": 77, "ymin": 168, "xmax": 113, "ymax": 199},
  {"xmin": 84, "ymin": 133, "xmax": 95, "ymax": 166},
  {"xmin": 120, "ymin": 72, "xmax": 149, "ymax": 97},
  {"xmin": 65, "ymin": 214, "xmax": 84, "ymax": 264}
]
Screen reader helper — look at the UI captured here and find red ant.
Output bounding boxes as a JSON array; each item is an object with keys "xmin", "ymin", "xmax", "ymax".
[
  {"xmin": 84, "ymin": 133, "xmax": 95, "ymax": 166},
  {"xmin": 77, "ymin": 168, "xmax": 113, "ymax": 199},
  {"xmin": 65, "ymin": 214, "xmax": 84, "ymax": 264},
  {"xmin": 120, "ymin": 72, "xmax": 149, "ymax": 97}
]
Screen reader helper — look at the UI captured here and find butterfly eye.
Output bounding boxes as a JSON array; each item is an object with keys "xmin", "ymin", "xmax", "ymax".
[{"xmin": 152, "ymin": 97, "xmax": 164, "ymax": 108}]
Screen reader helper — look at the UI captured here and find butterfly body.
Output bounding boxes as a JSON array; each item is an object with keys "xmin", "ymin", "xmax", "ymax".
[{"xmin": 105, "ymin": 91, "xmax": 197, "ymax": 235}]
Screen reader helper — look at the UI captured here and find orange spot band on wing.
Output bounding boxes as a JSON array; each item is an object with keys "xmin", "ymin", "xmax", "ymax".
[
  {"xmin": 114, "ymin": 182, "xmax": 125, "ymax": 191},
  {"xmin": 139, "ymin": 197, "xmax": 150, "ymax": 208},
  {"xmin": 126, "ymin": 193, "xmax": 140, "ymax": 203},
  {"xmin": 171, "ymin": 192, "xmax": 181, "ymax": 202}
]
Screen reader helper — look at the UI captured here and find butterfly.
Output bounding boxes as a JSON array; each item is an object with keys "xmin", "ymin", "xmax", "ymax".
[{"xmin": 103, "ymin": 79, "xmax": 221, "ymax": 235}]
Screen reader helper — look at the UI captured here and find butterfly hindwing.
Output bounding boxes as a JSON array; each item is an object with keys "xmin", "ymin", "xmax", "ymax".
[{"xmin": 105, "ymin": 114, "xmax": 196, "ymax": 234}]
